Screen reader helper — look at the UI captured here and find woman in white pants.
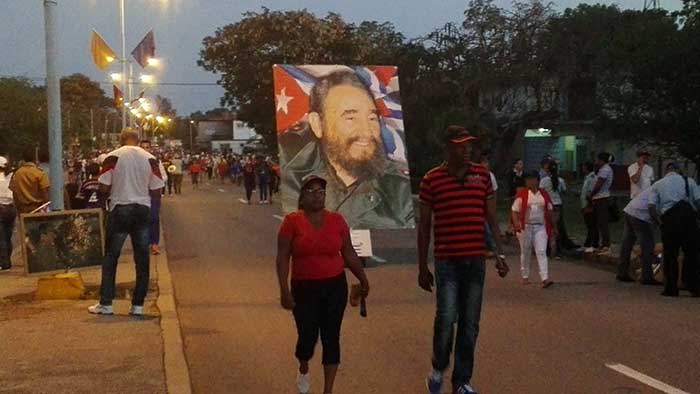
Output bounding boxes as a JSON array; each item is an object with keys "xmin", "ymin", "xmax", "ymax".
[{"xmin": 511, "ymin": 171, "xmax": 556, "ymax": 288}]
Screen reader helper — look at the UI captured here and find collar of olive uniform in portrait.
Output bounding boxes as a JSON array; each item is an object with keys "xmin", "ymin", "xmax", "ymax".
[{"xmin": 281, "ymin": 139, "xmax": 415, "ymax": 229}]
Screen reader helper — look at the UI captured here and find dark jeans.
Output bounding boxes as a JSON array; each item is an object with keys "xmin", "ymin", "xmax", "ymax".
[
  {"xmin": 555, "ymin": 205, "xmax": 577, "ymax": 250},
  {"xmin": 100, "ymin": 204, "xmax": 151, "ymax": 306},
  {"xmin": 660, "ymin": 202, "xmax": 699, "ymax": 294},
  {"xmin": 583, "ymin": 210, "xmax": 599, "ymax": 248},
  {"xmin": 259, "ymin": 178, "xmax": 269, "ymax": 201},
  {"xmin": 244, "ymin": 182, "xmax": 255, "ymax": 202},
  {"xmin": 150, "ymin": 197, "xmax": 161, "ymax": 245},
  {"xmin": 593, "ymin": 198, "xmax": 611, "ymax": 248},
  {"xmin": 172, "ymin": 174, "xmax": 183, "ymax": 194},
  {"xmin": 166, "ymin": 176, "xmax": 173, "ymax": 194},
  {"xmin": 618, "ymin": 214, "xmax": 655, "ymax": 281},
  {"xmin": 432, "ymin": 257, "xmax": 486, "ymax": 387},
  {"xmin": 0, "ymin": 204, "xmax": 16, "ymax": 269},
  {"xmin": 292, "ymin": 273, "xmax": 348, "ymax": 365}
]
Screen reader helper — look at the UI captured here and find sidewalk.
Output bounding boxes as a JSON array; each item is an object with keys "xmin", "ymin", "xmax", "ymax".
[{"xmin": 0, "ymin": 246, "xmax": 167, "ymax": 394}]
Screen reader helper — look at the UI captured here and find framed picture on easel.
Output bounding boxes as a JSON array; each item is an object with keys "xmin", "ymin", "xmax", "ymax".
[{"xmin": 18, "ymin": 208, "xmax": 105, "ymax": 275}]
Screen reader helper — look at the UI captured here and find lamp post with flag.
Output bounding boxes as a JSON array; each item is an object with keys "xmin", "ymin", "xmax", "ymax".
[{"xmin": 90, "ymin": 1, "xmax": 158, "ymax": 132}]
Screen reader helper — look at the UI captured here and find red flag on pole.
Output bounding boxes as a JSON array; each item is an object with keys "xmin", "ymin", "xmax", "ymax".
[
  {"xmin": 113, "ymin": 85, "xmax": 123, "ymax": 109},
  {"xmin": 131, "ymin": 30, "xmax": 155, "ymax": 68}
]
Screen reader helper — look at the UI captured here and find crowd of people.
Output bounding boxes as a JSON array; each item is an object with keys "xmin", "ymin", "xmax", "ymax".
[
  {"xmin": 502, "ymin": 149, "xmax": 700, "ymax": 298},
  {"xmin": 0, "ymin": 123, "xmax": 697, "ymax": 394}
]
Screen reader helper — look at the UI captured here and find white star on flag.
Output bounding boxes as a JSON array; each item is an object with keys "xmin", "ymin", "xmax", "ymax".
[{"xmin": 276, "ymin": 88, "xmax": 294, "ymax": 114}]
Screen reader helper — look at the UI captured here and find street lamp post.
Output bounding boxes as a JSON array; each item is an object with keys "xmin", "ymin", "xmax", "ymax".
[
  {"xmin": 43, "ymin": 0, "xmax": 64, "ymax": 210},
  {"xmin": 119, "ymin": 0, "xmax": 127, "ymax": 130},
  {"xmin": 189, "ymin": 120, "xmax": 194, "ymax": 152}
]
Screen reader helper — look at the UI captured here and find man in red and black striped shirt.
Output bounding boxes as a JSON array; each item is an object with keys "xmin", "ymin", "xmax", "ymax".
[{"xmin": 418, "ymin": 126, "xmax": 509, "ymax": 394}]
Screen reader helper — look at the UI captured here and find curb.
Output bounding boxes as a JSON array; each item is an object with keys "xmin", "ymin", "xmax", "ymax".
[{"xmin": 156, "ymin": 226, "xmax": 192, "ymax": 394}]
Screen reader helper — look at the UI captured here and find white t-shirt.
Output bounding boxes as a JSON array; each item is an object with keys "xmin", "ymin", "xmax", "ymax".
[
  {"xmin": 593, "ymin": 164, "xmax": 614, "ymax": 200},
  {"xmin": 98, "ymin": 146, "xmax": 165, "ymax": 210},
  {"xmin": 627, "ymin": 163, "xmax": 654, "ymax": 199},
  {"xmin": 0, "ymin": 172, "xmax": 13, "ymax": 205},
  {"xmin": 539, "ymin": 176, "xmax": 566, "ymax": 206},
  {"xmin": 512, "ymin": 190, "xmax": 553, "ymax": 225}
]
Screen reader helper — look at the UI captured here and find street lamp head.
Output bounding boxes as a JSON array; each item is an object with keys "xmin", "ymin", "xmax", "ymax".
[
  {"xmin": 110, "ymin": 73, "xmax": 123, "ymax": 82},
  {"xmin": 190, "ymin": 120, "xmax": 194, "ymax": 124},
  {"xmin": 140, "ymin": 74, "xmax": 154, "ymax": 84},
  {"xmin": 146, "ymin": 58, "xmax": 160, "ymax": 67},
  {"xmin": 106, "ymin": 56, "xmax": 115, "ymax": 63},
  {"xmin": 156, "ymin": 116, "xmax": 166, "ymax": 124}
]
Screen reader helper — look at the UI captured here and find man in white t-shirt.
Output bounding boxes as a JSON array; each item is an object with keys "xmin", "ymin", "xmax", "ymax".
[
  {"xmin": 627, "ymin": 150, "xmax": 654, "ymax": 199},
  {"xmin": 89, "ymin": 129, "xmax": 165, "ymax": 316}
]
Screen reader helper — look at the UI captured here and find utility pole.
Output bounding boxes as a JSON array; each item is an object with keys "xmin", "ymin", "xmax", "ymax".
[
  {"xmin": 43, "ymin": 0, "xmax": 64, "ymax": 210},
  {"xmin": 189, "ymin": 120, "xmax": 194, "ymax": 152}
]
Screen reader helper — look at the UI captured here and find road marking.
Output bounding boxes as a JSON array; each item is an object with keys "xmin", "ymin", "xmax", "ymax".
[
  {"xmin": 606, "ymin": 363, "xmax": 690, "ymax": 394},
  {"xmin": 238, "ymin": 198, "xmax": 248, "ymax": 204},
  {"xmin": 272, "ymin": 214, "xmax": 284, "ymax": 221}
]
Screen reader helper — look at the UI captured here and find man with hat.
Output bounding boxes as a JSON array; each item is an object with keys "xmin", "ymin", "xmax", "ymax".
[
  {"xmin": 0, "ymin": 156, "xmax": 15, "ymax": 271},
  {"xmin": 418, "ymin": 125, "xmax": 509, "ymax": 394},
  {"xmin": 648, "ymin": 162, "xmax": 700, "ymax": 297},
  {"xmin": 628, "ymin": 149, "xmax": 654, "ymax": 199}
]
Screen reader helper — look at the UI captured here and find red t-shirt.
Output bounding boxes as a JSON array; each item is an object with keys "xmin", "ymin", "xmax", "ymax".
[
  {"xmin": 419, "ymin": 163, "xmax": 494, "ymax": 259},
  {"xmin": 279, "ymin": 210, "xmax": 349, "ymax": 281},
  {"xmin": 190, "ymin": 162, "xmax": 202, "ymax": 173}
]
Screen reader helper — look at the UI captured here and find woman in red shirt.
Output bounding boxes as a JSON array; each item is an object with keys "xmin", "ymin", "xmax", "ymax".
[
  {"xmin": 189, "ymin": 158, "xmax": 202, "ymax": 190},
  {"xmin": 276, "ymin": 175, "xmax": 369, "ymax": 394}
]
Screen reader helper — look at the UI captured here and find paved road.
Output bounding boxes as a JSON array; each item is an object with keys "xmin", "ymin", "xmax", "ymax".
[{"xmin": 161, "ymin": 179, "xmax": 700, "ymax": 394}]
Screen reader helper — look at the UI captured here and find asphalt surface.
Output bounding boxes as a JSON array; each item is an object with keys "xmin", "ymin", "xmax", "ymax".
[{"xmin": 161, "ymin": 179, "xmax": 700, "ymax": 394}]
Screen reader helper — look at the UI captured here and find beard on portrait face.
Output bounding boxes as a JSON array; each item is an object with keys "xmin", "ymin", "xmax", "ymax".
[{"xmin": 321, "ymin": 133, "xmax": 386, "ymax": 181}]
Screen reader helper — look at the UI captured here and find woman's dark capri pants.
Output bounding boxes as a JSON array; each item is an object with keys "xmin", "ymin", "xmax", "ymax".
[{"xmin": 291, "ymin": 272, "xmax": 348, "ymax": 365}]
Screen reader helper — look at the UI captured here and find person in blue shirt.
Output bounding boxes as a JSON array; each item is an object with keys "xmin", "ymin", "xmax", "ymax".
[{"xmin": 648, "ymin": 162, "xmax": 700, "ymax": 297}]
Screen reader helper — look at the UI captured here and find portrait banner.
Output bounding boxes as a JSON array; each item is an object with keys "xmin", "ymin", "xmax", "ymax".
[{"xmin": 273, "ymin": 64, "xmax": 414, "ymax": 230}]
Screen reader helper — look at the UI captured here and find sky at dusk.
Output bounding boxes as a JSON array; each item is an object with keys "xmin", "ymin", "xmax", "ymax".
[{"xmin": 0, "ymin": 0, "xmax": 684, "ymax": 116}]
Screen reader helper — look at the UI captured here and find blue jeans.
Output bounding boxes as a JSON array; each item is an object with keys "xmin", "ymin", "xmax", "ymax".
[
  {"xmin": 259, "ymin": 178, "xmax": 269, "ymax": 201},
  {"xmin": 432, "ymin": 256, "xmax": 486, "ymax": 387},
  {"xmin": 100, "ymin": 204, "xmax": 151, "ymax": 306},
  {"xmin": 618, "ymin": 214, "xmax": 655, "ymax": 281},
  {"xmin": 150, "ymin": 197, "xmax": 161, "ymax": 245}
]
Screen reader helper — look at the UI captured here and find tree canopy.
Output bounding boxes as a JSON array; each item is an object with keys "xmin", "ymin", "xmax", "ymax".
[{"xmin": 203, "ymin": 2, "xmax": 700, "ymax": 177}]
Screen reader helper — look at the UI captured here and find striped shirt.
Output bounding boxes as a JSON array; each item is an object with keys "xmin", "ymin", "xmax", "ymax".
[{"xmin": 419, "ymin": 163, "xmax": 494, "ymax": 259}]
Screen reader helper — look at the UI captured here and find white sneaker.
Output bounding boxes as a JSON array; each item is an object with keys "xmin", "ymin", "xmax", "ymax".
[
  {"xmin": 88, "ymin": 303, "xmax": 113, "ymax": 315},
  {"xmin": 129, "ymin": 305, "xmax": 144, "ymax": 316},
  {"xmin": 297, "ymin": 372, "xmax": 310, "ymax": 394}
]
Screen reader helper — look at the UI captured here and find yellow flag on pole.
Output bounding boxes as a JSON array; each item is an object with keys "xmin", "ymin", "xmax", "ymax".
[{"xmin": 90, "ymin": 30, "xmax": 117, "ymax": 70}]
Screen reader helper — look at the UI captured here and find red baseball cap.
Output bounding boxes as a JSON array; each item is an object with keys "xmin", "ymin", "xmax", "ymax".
[{"xmin": 445, "ymin": 125, "xmax": 476, "ymax": 144}]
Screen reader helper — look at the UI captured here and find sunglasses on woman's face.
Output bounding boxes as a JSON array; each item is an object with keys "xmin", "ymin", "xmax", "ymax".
[{"xmin": 304, "ymin": 188, "xmax": 326, "ymax": 196}]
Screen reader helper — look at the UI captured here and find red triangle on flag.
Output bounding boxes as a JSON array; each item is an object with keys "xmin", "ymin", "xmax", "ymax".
[{"xmin": 273, "ymin": 65, "xmax": 309, "ymax": 133}]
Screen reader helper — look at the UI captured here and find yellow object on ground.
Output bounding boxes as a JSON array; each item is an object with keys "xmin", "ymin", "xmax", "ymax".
[{"xmin": 36, "ymin": 272, "xmax": 86, "ymax": 300}]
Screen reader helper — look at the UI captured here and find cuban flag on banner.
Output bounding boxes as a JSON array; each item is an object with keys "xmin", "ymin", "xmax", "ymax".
[{"xmin": 272, "ymin": 64, "xmax": 407, "ymax": 164}]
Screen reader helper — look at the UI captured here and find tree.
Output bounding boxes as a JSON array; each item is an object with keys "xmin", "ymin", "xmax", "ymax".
[
  {"xmin": 60, "ymin": 73, "xmax": 113, "ymax": 153},
  {"xmin": 0, "ymin": 77, "xmax": 47, "ymax": 159}
]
